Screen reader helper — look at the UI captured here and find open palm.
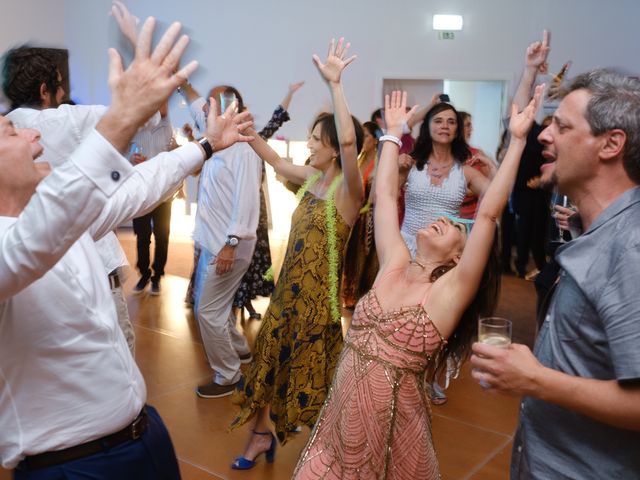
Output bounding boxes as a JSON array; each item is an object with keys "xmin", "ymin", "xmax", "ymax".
[
  {"xmin": 384, "ymin": 91, "xmax": 418, "ymax": 133},
  {"xmin": 313, "ymin": 37, "xmax": 356, "ymax": 84},
  {"xmin": 510, "ymin": 84, "xmax": 544, "ymax": 140}
]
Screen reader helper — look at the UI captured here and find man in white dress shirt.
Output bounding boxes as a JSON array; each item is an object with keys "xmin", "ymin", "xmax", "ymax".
[
  {"xmin": 3, "ymin": 45, "xmax": 137, "ymax": 355},
  {"xmin": 184, "ymin": 84, "xmax": 262, "ymax": 399},
  {"xmin": 0, "ymin": 17, "xmax": 252, "ymax": 479}
]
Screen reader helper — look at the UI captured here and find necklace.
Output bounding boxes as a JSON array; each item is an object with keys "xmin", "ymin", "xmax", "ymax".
[
  {"xmin": 428, "ymin": 161, "xmax": 453, "ymax": 179},
  {"xmin": 410, "ymin": 259, "xmax": 427, "ymax": 269},
  {"xmin": 296, "ymin": 172, "xmax": 343, "ymax": 323}
]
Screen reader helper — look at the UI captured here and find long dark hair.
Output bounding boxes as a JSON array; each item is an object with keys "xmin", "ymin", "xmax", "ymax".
[
  {"xmin": 311, "ymin": 112, "xmax": 364, "ymax": 169},
  {"xmin": 411, "ymin": 103, "xmax": 470, "ymax": 170},
  {"xmin": 429, "ymin": 229, "xmax": 501, "ymax": 380},
  {"xmin": 362, "ymin": 121, "xmax": 378, "ymax": 139}
]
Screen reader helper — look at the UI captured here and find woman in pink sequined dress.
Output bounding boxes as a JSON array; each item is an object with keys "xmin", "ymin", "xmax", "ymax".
[{"xmin": 294, "ymin": 87, "xmax": 545, "ymax": 479}]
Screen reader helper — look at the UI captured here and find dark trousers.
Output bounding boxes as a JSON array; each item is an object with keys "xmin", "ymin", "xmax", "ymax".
[
  {"xmin": 132, "ymin": 200, "xmax": 172, "ymax": 282},
  {"xmin": 512, "ymin": 190, "xmax": 549, "ymax": 276},
  {"xmin": 14, "ymin": 406, "xmax": 180, "ymax": 480}
]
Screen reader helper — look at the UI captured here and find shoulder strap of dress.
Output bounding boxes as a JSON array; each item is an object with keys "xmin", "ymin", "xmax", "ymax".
[
  {"xmin": 296, "ymin": 172, "xmax": 322, "ymax": 202},
  {"xmin": 420, "ymin": 281, "xmax": 433, "ymax": 306}
]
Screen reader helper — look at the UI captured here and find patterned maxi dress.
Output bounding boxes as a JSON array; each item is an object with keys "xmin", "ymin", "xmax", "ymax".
[
  {"xmin": 294, "ymin": 271, "xmax": 446, "ymax": 479},
  {"xmin": 231, "ymin": 191, "xmax": 351, "ymax": 443}
]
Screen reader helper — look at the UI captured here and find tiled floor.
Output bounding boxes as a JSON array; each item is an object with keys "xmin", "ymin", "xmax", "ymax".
[{"xmin": 1, "ymin": 230, "xmax": 538, "ymax": 479}]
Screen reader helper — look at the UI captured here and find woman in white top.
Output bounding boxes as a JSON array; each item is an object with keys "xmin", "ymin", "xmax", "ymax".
[
  {"xmin": 400, "ymin": 101, "xmax": 495, "ymax": 404},
  {"xmin": 400, "ymin": 102, "xmax": 495, "ymax": 256}
]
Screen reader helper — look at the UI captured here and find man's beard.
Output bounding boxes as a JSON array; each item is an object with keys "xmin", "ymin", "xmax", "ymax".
[{"xmin": 538, "ymin": 164, "xmax": 558, "ymax": 191}]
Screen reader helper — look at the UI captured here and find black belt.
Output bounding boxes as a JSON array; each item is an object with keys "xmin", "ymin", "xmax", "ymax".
[
  {"xmin": 17, "ymin": 407, "xmax": 148, "ymax": 471},
  {"xmin": 108, "ymin": 270, "xmax": 121, "ymax": 289}
]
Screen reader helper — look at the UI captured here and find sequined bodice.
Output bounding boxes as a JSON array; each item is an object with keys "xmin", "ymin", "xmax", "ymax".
[
  {"xmin": 294, "ymin": 286, "xmax": 446, "ymax": 479},
  {"xmin": 345, "ymin": 288, "xmax": 445, "ymax": 374},
  {"xmin": 401, "ymin": 163, "xmax": 467, "ymax": 256}
]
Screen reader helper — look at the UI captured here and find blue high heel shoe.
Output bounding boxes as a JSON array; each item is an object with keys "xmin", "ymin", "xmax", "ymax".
[{"xmin": 231, "ymin": 430, "xmax": 276, "ymax": 470}]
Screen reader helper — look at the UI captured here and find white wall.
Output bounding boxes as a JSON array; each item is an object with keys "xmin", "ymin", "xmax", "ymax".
[
  {"xmin": 0, "ymin": 0, "xmax": 66, "ymax": 110},
  {"xmin": 51, "ymin": 0, "xmax": 640, "ymax": 142}
]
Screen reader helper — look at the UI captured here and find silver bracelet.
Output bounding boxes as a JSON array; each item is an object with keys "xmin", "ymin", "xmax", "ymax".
[{"xmin": 379, "ymin": 134, "xmax": 403, "ymax": 149}]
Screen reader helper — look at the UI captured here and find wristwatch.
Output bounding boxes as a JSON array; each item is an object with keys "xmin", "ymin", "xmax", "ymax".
[
  {"xmin": 225, "ymin": 235, "xmax": 239, "ymax": 247},
  {"xmin": 197, "ymin": 137, "xmax": 214, "ymax": 160}
]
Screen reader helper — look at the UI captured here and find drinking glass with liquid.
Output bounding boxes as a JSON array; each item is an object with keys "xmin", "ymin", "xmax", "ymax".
[
  {"xmin": 219, "ymin": 91, "xmax": 237, "ymax": 114},
  {"xmin": 550, "ymin": 190, "xmax": 574, "ymax": 243},
  {"xmin": 478, "ymin": 317, "xmax": 512, "ymax": 348}
]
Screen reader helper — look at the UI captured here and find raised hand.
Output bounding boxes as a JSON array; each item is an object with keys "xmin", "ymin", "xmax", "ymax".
[
  {"xmin": 430, "ymin": 92, "xmax": 443, "ymax": 107},
  {"xmin": 107, "ymin": 18, "xmax": 197, "ymax": 129},
  {"xmin": 288, "ymin": 81, "xmax": 305, "ymax": 95},
  {"xmin": 312, "ymin": 37, "xmax": 356, "ymax": 84},
  {"xmin": 111, "ymin": 1, "xmax": 139, "ymax": 46},
  {"xmin": 526, "ymin": 30, "xmax": 550, "ymax": 73},
  {"xmin": 281, "ymin": 81, "xmax": 305, "ymax": 111},
  {"xmin": 203, "ymin": 99, "xmax": 255, "ymax": 153},
  {"xmin": 98, "ymin": 17, "xmax": 198, "ymax": 152},
  {"xmin": 509, "ymin": 84, "xmax": 544, "ymax": 140},
  {"xmin": 383, "ymin": 91, "xmax": 419, "ymax": 137}
]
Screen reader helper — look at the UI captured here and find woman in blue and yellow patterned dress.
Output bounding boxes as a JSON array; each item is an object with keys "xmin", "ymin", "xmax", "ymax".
[{"xmin": 229, "ymin": 38, "xmax": 364, "ymax": 469}]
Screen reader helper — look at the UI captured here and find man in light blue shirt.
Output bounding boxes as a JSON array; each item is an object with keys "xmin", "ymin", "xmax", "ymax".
[{"xmin": 471, "ymin": 68, "xmax": 640, "ymax": 478}]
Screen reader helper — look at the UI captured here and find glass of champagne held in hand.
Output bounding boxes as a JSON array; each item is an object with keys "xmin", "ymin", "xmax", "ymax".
[{"xmin": 478, "ymin": 317, "xmax": 512, "ymax": 348}]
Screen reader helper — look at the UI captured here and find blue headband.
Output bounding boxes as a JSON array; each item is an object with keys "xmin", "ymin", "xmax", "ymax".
[{"xmin": 436, "ymin": 213, "xmax": 475, "ymax": 232}]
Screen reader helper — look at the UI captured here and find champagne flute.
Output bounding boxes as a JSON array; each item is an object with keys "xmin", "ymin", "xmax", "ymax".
[
  {"xmin": 176, "ymin": 86, "xmax": 187, "ymax": 108},
  {"xmin": 549, "ymin": 190, "xmax": 572, "ymax": 243}
]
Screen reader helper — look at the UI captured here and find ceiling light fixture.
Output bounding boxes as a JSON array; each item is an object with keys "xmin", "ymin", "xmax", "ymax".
[{"xmin": 433, "ymin": 14, "xmax": 463, "ymax": 31}]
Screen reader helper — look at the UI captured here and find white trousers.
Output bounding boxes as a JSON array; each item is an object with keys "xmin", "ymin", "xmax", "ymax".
[{"xmin": 195, "ymin": 248, "xmax": 250, "ymax": 385}]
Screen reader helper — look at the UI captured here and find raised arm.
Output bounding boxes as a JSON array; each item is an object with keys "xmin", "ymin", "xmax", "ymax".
[
  {"xmin": 91, "ymin": 99, "xmax": 254, "ymax": 240},
  {"xmin": 513, "ymin": 30, "xmax": 549, "ymax": 111},
  {"xmin": 374, "ymin": 91, "xmax": 418, "ymax": 270},
  {"xmin": 245, "ymin": 125, "xmax": 316, "ymax": 185},
  {"xmin": 313, "ymin": 38, "xmax": 363, "ymax": 219},
  {"xmin": 0, "ymin": 17, "xmax": 198, "ymax": 301},
  {"xmin": 111, "ymin": 1, "xmax": 139, "ymax": 47},
  {"xmin": 280, "ymin": 81, "xmax": 304, "ymax": 112},
  {"xmin": 179, "ymin": 82, "xmax": 202, "ymax": 106},
  {"xmin": 258, "ymin": 82, "xmax": 303, "ymax": 140},
  {"xmin": 407, "ymin": 92, "xmax": 441, "ymax": 129},
  {"xmin": 443, "ymin": 85, "xmax": 545, "ymax": 313}
]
